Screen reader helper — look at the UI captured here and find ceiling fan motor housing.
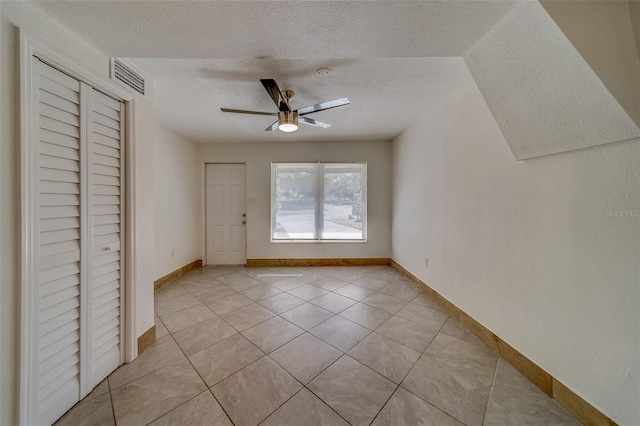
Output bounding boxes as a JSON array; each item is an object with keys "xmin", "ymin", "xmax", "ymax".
[{"xmin": 278, "ymin": 111, "xmax": 299, "ymax": 132}]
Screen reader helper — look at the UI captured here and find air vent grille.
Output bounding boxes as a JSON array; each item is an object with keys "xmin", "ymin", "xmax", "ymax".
[{"xmin": 111, "ymin": 58, "xmax": 145, "ymax": 96}]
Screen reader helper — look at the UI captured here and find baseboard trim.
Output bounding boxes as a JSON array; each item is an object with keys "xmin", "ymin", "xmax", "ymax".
[
  {"xmin": 154, "ymin": 259, "xmax": 203, "ymax": 291},
  {"xmin": 137, "ymin": 325, "xmax": 156, "ymax": 355},
  {"xmin": 389, "ymin": 259, "xmax": 617, "ymax": 426},
  {"xmin": 246, "ymin": 258, "xmax": 391, "ymax": 267}
]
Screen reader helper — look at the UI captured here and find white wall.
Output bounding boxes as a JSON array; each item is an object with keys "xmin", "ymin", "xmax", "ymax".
[
  {"xmin": 198, "ymin": 140, "xmax": 392, "ymax": 261},
  {"xmin": 0, "ymin": 3, "xmax": 154, "ymax": 423},
  {"xmin": 154, "ymin": 124, "xmax": 202, "ymax": 278},
  {"xmin": 391, "ymin": 74, "xmax": 640, "ymax": 425}
]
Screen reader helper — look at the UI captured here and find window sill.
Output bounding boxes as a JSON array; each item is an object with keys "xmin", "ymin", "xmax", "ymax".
[{"xmin": 270, "ymin": 239, "xmax": 368, "ymax": 244}]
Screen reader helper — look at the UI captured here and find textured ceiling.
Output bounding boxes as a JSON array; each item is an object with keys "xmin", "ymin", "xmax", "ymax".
[
  {"xmin": 33, "ymin": 1, "xmax": 519, "ymax": 59},
  {"xmin": 134, "ymin": 57, "xmax": 470, "ymax": 143},
  {"xmin": 31, "ymin": 0, "xmax": 518, "ymax": 143}
]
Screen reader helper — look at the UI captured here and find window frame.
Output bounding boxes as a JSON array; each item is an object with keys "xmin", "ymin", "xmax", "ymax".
[{"xmin": 270, "ymin": 162, "xmax": 367, "ymax": 243}]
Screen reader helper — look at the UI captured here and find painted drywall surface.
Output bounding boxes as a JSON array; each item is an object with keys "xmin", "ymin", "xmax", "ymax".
[
  {"xmin": 132, "ymin": 98, "xmax": 156, "ymax": 338},
  {"xmin": 391, "ymin": 75, "xmax": 640, "ymax": 424},
  {"xmin": 198, "ymin": 140, "xmax": 392, "ymax": 261},
  {"xmin": 0, "ymin": 3, "xmax": 154, "ymax": 423},
  {"xmin": 154, "ymin": 124, "xmax": 202, "ymax": 279},
  {"xmin": 631, "ymin": 0, "xmax": 640, "ymax": 61},
  {"xmin": 541, "ymin": 0, "xmax": 640, "ymax": 127},
  {"xmin": 464, "ymin": 1, "xmax": 640, "ymax": 160}
]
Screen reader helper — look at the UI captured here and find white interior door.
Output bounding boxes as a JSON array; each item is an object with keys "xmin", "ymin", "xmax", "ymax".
[
  {"xmin": 206, "ymin": 164, "xmax": 246, "ymax": 265},
  {"xmin": 24, "ymin": 57, "xmax": 124, "ymax": 425},
  {"xmin": 86, "ymin": 87, "xmax": 124, "ymax": 389}
]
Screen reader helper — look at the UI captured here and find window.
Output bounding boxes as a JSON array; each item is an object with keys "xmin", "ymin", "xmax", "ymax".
[{"xmin": 271, "ymin": 163, "xmax": 367, "ymax": 241}]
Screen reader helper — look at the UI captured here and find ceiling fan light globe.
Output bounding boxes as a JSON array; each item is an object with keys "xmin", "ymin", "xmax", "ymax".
[{"xmin": 279, "ymin": 123, "xmax": 298, "ymax": 132}]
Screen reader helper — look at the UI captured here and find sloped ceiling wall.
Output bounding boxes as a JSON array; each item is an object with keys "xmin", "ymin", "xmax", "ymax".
[
  {"xmin": 631, "ymin": 0, "xmax": 640, "ymax": 61},
  {"xmin": 540, "ymin": 0, "xmax": 640, "ymax": 128},
  {"xmin": 464, "ymin": 1, "xmax": 640, "ymax": 160}
]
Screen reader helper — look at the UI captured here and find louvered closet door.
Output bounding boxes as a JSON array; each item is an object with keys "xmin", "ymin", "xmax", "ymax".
[
  {"xmin": 29, "ymin": 57, "xmax": 124, "ymax": 425},
  {"xmin": 33, "ymin": 57, "xmax": 83, "ymax": 425},
  {"xmin": 86, "ymin": 88, "xmax": 123, "ymax": 388}
]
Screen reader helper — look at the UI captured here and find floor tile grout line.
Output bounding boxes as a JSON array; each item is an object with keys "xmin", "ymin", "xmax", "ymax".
[{"xmin": 480, "ymin": 357, "xmax": 502, "ymax": 426}]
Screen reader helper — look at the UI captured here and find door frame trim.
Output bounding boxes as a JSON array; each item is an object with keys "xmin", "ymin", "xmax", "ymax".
[
  {"xmin": 203, "ymin": 163, "xmax": 247, "ymax": 266},
  {"xmin": 19, "ymin": 30, "xmax": 137, "ymax": 425}
]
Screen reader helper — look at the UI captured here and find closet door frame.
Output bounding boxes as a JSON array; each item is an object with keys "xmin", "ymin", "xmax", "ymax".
[{"xmin": 19, "ymin": 30, "xmax": 138, "ymax": 425}]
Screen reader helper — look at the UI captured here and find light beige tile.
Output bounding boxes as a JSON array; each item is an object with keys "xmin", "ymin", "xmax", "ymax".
[
  {"xmin": 258, "ymin": 292, "xmax": 306, "ymax": 314},
  {"xmin": 270, "ymin": 333, "xmax": 342, "ymax": 384},
  {"xmin": 221, "ymin": 303, "xmax": 275, "ymax": 331},
  {"xmin": 150, "ymin": 391, "xmax": 232, "ymax": 426},
  {"xmin": 494, "ymin": 358, "xmax": 543, "ymax": 397},
  {"xmin": 155, "ymin": 293, "xmax": 201, "ymax": 316},
  {"xmin": 362, "ymin": 293, "xmax": 409, "ymax": 314},
  {"xmin": 270, "ymin": 277, "xmax": 307, "ymax": 291},
  {"xmin": 261, "ymin": 389, "xmax": 349, "ymax": 426},
  {"xmin": 204, "ymin": 292, "xmax": 253, "ymax": 315},
  {"xmin": 83, "ymin": 378, "xmax": 109, "ymax": 403},
  {"xmin": 155, "ymin": 284, "xmax": 189, "ymax": 303},
  {"xmin": 401, "ymin": 355, "xmax": 492, "ymax": 426},
  {"xmin": 212, "ymin": 357, "xmax": 302, "ymax": 426},
  {"xmin": 310, "ymin": 292, "xmax": 357, "ymax": 314},
  {"xmin": 376, "ymin": 316, "xmax": 438, "ymax": 352},
  {"xmin": 172, "ymin": 317, "xmax": 237, "ymax": 356},
  {"xmin": 484, "ymin": 385, "xmax": 579, "ymax": 426},
  {"xmin": 310, "ymin": 315, "xmax": 371, "ymax": 352},
  {"xmin": 111, "ymin": 358, "xmax": 206, "ymax": 426},
  {"xmin": 411, "ymin": 292, "xmax": 446, "ymax": 313},
  {"xmin": 202, "ymin": 266, "xmax": 235, "ymax": 278},
  {"xmin": 348, "ymin": 332, "xmax": 421, "ymax": 384},
  {"xmin": 438, "ymin": 318, "xmax": 486, "ymax": 348},
  {"xmin": 109, "ymin": 335, "xmax": 184, "ymax": 390},
  {"xmin": 310, "ymin": 277, "xmax": 349, "ymax": 291},
  {"xmin": 191, "ymin": 283, "xmax": 236, "ymax": 300},
  {"xmin": 280, "ymin": 303, "xmax": 334, "ymax": 331},
  {"xmin": 189, "ymin": 334, "xmax": 264, "ymax": 387},
  {"xmin": 424, "ymin": 332, "xmax": 497, "ymax": 383},
  {"xmin": 352, "ymin": 276, "xmax": 390, "ymax": 291},
  {"xmin": 159, "ymin": 303, "xmax": 217, "ymax": 333},
  {"xmin": 54, "ymin": 393, "xmax": 114, "ymax": 426},
  {"xmin": 155, "ymin": 315, "xmax": 169, "ymax": 339},
  {"xmin": 308, "ymin": 355, "xmax": 396, "ymax": 426},
  {"xmin": 242, "ymin": 316, "xmax": 304, "ymax": 353},
  {"xmin": 287, "ymin": 284, "xmax": 329, "ymax": 301},
  {"xmin": 333, "ymin": 284, "xmax": 377, "ymax": 301},
  {"xmin": 365, "ymin": 268, "xmax": 403, "ymax": 283},
  {"xmin": 396, "ymin": 302, "xmax": 449, "ymax": 329},
  {"xmin": 218, "ymin": 273, "xmax": 264, "ymax": 292},
  {"xmin": 241, "ymin": 284, "xmax": 282, "ymax": 302},
  {"xmin": 338, "ymin": 303, "xmax": 393, "ymax": 330},
  {"xmin": 372, "ymin": 387, "xmax": 463, "ymax": 426},
  {"xmin": 379, "ymin": 280, "xmax": 421, "ymax": 301}
]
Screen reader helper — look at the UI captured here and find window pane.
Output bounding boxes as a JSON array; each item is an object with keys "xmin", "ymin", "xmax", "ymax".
[
  {"xmin": 322, "ymin": 165, "xmax": 365, "ymax": 240},
  {"xmin": 273, "ymin": 165, "xmax": 316, "ymax": 239}
]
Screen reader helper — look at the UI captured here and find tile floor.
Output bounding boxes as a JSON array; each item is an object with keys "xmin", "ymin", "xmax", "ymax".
[{"xmin": 55, "ymin": 265, "xmax": 580, "ymax": 426}]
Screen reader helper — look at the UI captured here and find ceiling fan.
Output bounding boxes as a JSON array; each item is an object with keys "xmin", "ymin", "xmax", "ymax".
[{"xmin": 220, "ymin": 79, "xmax": 350, "ymax": 132}]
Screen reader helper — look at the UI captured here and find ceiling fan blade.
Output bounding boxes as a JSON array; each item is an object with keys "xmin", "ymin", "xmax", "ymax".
[
  {"xmin": 296, "ymin": 98, "xmax": 350, "ymax": 116},
  {"xmin": 260, "ymin": 79, "xmax": 290, "ymax": 112},
  {"xmin": 299, "ymin": 116, "xmax": 331, "ymax": 128},
  {"xmin": 265, "ymin": 121, "xmax": 279, "ymax": 131},
  {"xmin": 220, "ymin": 108, "xmax": 277, "ymax": 116}
]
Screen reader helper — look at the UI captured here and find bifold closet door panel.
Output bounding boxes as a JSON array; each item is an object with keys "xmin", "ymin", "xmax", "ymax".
[
  {"xmin": 86, "ymin": 87, "xmax": 124, "ymax": 389},
  {"xmin": 32, "ymin": 57, "xmax": 83, "ymax": 425}
]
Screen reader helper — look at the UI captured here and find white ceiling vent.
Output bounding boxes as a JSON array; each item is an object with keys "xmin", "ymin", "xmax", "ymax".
[{"xmin": 111, "ymin": 58, "xmax": 145, "ymax": 96}]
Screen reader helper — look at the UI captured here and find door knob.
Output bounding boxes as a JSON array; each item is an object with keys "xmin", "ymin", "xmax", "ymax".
[
  {"xmin": 242, "ymin": 213, "xmax": 246, "ymax": 217},
  {"xmin": 242, "ymin": 221, "xmax": 246, "ymax": 224}
]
